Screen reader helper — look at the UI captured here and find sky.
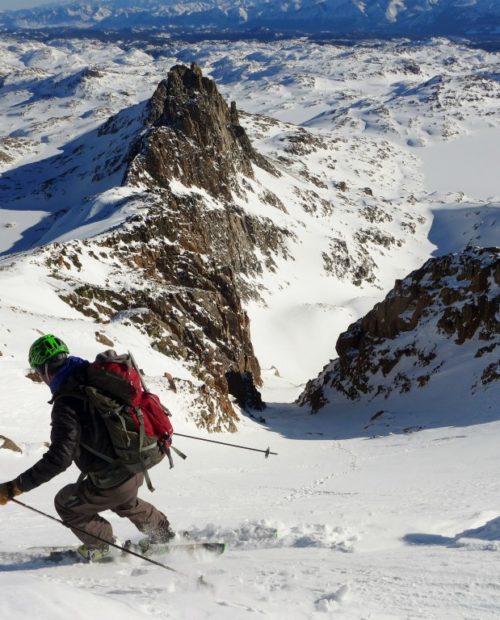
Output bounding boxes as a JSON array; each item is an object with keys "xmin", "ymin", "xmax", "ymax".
[{"xmin": 0, "ymin": 0, "xmax": 68, "ymax": 10}]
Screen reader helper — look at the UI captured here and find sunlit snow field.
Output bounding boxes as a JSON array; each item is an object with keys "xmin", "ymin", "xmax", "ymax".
[{"xmin": 420, "ymin": 128, "xmax": 500, "ymax": 199}]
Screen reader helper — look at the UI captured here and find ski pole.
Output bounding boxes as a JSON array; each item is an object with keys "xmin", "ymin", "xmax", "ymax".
[
  {"xmin": 11, "ymin": 498, "xmax": 181, "ymax": 574},
  {"xmin": 174, "ymin": 433, "xmax": 278, "ymax": 457},
  {"xmin": 127, "ymin": 353, "xmax": 276, "ymax": 458},
  {"xmin": 128, "ymin": 350, "xmax": 158, "ymax": 396}
]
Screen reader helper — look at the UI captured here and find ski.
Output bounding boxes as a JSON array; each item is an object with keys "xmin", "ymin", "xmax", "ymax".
[
  {"xmin": 26, "ymin": 541, "xmax": 226, "ymax": 563},
  {"xmin": 25, "ymin": 546, "xmax": 115, "ymax": 564},
  {"xmin": 17, "ymin": 548, "xmax": 88, "ymax": 564}
]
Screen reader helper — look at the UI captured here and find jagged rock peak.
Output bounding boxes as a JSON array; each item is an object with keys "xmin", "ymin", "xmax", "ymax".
[
  {"xmin": 298, "ymin": 246, "xmax": 499, "ymax": 411},
  {"xmin": 126, "ymin": 62, "xmax": 272, "ymax": 199},
  {"xmin": 146, "ymin": 62, "xmax": 220, "ymax": 127}
]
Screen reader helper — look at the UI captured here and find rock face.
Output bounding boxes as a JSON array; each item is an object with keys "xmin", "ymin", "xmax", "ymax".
[
  {"xmin": 298, "ymin": 247, "xmax": 499, "ymax": 411},
  {"xmin": 126, "ymin": 62, "xmax": 274, "ymax": 200},
  {"xmin": 50, "ymin": 202, "xmax": 280, "ymax": 434},
  {"xmin": 48, "ymin": 64, "xmax": 290, "ymax": 431}
]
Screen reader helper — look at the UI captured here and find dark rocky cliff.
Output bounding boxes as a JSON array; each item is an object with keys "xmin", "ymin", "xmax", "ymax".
[
  {"xmin": 298, "ymin": 246, "xmax": 499, "ymax": 412},
  {"xmin": 125, "ymin": 62, "xmax": 275, "ymax": 200},
  {"xmin": 48, "ymin": 63, "xmax": 290, "ymax": 430}
]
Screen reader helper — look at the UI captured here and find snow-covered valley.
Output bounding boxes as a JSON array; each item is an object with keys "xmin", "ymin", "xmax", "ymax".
[{"xmin": 0, "ymin": 32, "xmax": 499, "ymax": 619}]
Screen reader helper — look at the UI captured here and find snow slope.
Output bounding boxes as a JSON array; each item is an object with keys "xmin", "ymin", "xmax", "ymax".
[
  {"xmin": 2, "ymin": 370, "xmax": 500, "ymax": 618},
  {"xmin": 0, "ymin": 35, "xmax": 499, "ymax": 618}
]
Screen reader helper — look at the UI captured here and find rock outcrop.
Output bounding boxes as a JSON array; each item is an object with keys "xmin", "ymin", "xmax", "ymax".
[
  {"xmin": 50, "ymin": 199, "xmax": 281, "ymax": 432},
  {"xmin": 298, "ymin": 246, "xmax": 499, "ymax": 411}
]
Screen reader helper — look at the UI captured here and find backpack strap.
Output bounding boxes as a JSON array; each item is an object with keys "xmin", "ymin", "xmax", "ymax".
[
  {"xmin": 55, "ymin": 388, "xmax": 128, "ymax": 472},
  {"xmin": 135, "ymin": 407, "xmax": 155, "ymax": 492},
  {"xmin": 82, "ymin": 399, "xmax": 157, "ymax": 490},
  {"xmin": 79, "ymin": 441, "xmax": 121, "ymax": 466}
]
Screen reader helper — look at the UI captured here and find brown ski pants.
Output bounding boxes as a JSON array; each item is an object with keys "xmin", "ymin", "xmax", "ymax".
[{"xmin": 54, "ymin": 473, "xmax": 170, "ymax": 548}]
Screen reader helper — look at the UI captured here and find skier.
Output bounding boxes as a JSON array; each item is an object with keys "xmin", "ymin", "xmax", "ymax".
[{"xmin": 0, "ymin": 334, "xmax": 175, "ymax": 561}]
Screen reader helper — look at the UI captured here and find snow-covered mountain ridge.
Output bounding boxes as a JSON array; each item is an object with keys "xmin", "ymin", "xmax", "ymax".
[
  {"xmin": 1, "ymin": 36, "xmax": 454, "ymax": 427},
  {"xmin": 1, "ymin": 35, "xmax": 498, "ymax": 407},
  {"xmin": 1, "ymin": 0, "xmax": 500, "ymax": 38}
]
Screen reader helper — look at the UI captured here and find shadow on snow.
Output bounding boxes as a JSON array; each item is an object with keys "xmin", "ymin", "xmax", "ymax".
[
  {"xmin": 0, "ymin": 100, "xmax": 146, "ymax": 256},
  {"xmin": 404, "ymin": 516, "xmax": 500, "ymax": 549},
  {"xmin": 428, "ymin": 203, "xmax": 499, "ymax": 257},
  {"xmin": 255, "ymin": 390, "xmax": 500, "ymax": 442},
  {"xmin": 0, "ymin": 554, "xmax": 79, "ymax": 572}
]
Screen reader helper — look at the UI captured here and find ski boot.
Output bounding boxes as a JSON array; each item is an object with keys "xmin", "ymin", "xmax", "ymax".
[
  {"xmin": 77, "ymin": 544, "xmax": 111, "ymax": 562},
  {"xmin": 138, "ymin": 524, "xmax": 176, "ymax": 553}
]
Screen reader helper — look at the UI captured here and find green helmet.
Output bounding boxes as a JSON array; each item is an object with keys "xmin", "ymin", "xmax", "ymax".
[{"xmin": 29, "ymin": 334, "xmax": 69, "ymax": 368}]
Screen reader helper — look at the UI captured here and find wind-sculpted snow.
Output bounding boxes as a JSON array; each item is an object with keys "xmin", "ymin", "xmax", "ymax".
[
  {"xmin": 1, "ymin": 574, "xmax": 148, "ymax": 620},
  {"xmin": 405, "ymin": 515, "xmax": 500, "ymax": 551}
]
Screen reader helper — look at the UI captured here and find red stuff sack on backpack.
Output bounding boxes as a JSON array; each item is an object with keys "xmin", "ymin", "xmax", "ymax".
[
  {"xmin": 91, "ymin": 356, "xmax": 173, "ymax": 437},
  {"xmin": 82, "ymin": 349, "xmax": 174, "ymax": 490}
]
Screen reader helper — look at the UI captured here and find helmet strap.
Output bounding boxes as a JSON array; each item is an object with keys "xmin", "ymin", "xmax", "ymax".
[
  {"xmin": 43, "ymin": 363, "xmax": 51, "ymax": 385},
  {"xmin": 36, "ymin": 363, "xmax": 52, "ymax": 385}
]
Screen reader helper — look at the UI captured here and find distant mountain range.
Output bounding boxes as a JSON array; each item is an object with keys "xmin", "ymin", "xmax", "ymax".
[{"xmin": 1, "ymin": 0, "xmax": 500, "ymax": 38}]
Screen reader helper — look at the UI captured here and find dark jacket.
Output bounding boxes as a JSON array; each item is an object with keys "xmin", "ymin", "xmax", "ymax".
[{"xmin": 17, "ymin": 366, "xmax": 130, "ymax": 493}]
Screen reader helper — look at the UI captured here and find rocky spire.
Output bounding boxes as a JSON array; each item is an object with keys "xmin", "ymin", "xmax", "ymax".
[
  {"xmin": 126, "ymin": 62, "xmax": 270, "ymax": 200},
  {"xmin": 53, "ymin": 64, "xmax": 290, "ymax": 430}
]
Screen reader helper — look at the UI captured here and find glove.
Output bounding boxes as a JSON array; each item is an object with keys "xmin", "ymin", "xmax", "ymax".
[
  {"xmin": 158, "ymin": 433, "xmax": 172, "ymax": 454},
  {"xmin": 0, "ymin": 480, "xmax": 22, "ymax": 506}
]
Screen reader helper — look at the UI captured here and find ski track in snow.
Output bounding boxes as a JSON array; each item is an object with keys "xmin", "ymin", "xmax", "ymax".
[{"xmin": 0, "ymin": 33, "xmax": 499, "ymax": 619}]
